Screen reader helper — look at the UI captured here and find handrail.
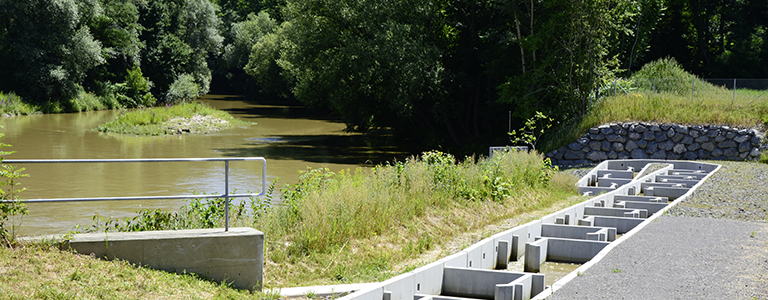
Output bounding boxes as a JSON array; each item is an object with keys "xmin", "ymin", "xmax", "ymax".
[{"xmin": 0, "ymin": 157, "xmax": 268, "ymax": 231}]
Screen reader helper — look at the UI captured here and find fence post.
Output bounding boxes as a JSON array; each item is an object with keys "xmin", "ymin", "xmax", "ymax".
[
  {"xmin": 733, "ymin": 78, "xmax": 736, "ymax": 105},
  {"xmin": 653, "ymin": 78, "xmax": 656, "ymax": 93},
  {"xmin": 691, "ymin": 78, "xmax": 695, "ymax": 101},
  {"xmin": 225, "ymin": 160, "xmax": 230, "ymax": 232}
]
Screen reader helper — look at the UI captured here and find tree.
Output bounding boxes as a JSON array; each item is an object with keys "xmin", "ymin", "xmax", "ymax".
[
  {"xmin": 259, "ymin": 0, "xmax": 447, "ymax": 132},
  {"xmin": 0, "ymin": 0, "xmax": 106, "ymax": 102},
  {"xmin": 139, "ymin": 0, "xmax": 223, "ymax": 101}
]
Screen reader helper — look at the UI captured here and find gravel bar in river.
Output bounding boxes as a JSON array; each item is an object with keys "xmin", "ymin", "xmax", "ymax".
[{"xmin": 548, "ymin": 161, "xmax": 768, "ymax": 299}]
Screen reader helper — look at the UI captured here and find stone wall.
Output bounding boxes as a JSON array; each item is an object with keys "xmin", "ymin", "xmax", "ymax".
[{"xmin": 546, "ymin": 123, "xmax": 766, "ymax": 166}]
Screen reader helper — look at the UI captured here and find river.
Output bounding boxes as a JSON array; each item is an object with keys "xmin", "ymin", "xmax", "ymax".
[{"xmin": 0, "ymin": 95, "xmax": 409, "ymax": 236}]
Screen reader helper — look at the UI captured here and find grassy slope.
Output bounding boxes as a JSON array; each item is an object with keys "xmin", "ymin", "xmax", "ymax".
[
  {"xmin": 2, "ymin": 151, "xmax": 585, "ymax": 298},
  {"xmin": 541, "ymin": 59, "xmax": 768, "ymax": 154},
  {"xmin": 0, "ymin": 243, "xmax": 263, "ymax": 299}
]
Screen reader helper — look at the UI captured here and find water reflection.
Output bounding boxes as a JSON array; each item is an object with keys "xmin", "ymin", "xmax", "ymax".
[{"xmin": 1, "ymin": 94, "xmax": 408, "ymax": 235}]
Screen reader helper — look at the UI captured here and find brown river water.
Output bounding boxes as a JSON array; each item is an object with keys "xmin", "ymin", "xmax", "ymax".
[{"xmin": 0, "ymin": 95, "xmax": 408, "ymax": 235}]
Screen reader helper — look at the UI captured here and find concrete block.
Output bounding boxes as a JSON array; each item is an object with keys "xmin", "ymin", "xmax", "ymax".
[
  {"xmin": 497, "ymin": 240, "xmax": 510, "ymax": 269},
  {"xmin": 641, "ymin": 182, "xmax": 687, "ymax": 190},
  {"xmin": 596, "ymin": 169, "xmax": 634, "ymax": 179},
  {"xmin": 442, "ymin": 267, "xmax": 533, "ymax": 299},
  {"xmin": 621, "ymin": 201, "xmax": 668, "ymax": 215},
  {"xmin": 540, "ymin": 223, "xmax": 616, "ymax": 241},
  {"xmin": 577, "ymin": 216, "xmax": 594, "ymax": 226},
  {"xmin": 591, "ymin": 216, "xmax": 646, "ymax": 234},
  {"xmin": 671, "ymin": 162, "xmax": 718, "ymax": 172},
  {"xmin": 524, "ymin": 238, "xmax": 548, "ymax": 273},
  {"xmin": 544, "ymin": 238, "xmax": 611, "ymax": 263},
  {"xmin": 657, "ymin": 174, "xmax": 705, "ymax": 180},
  {"xmin": 655, "ymin": 178, "xmax": 700, "ymax": 186},
  {"xmin": 597, "ymin": 177, "xmax": 632, "ymax": 187},
  {"xmin": 578, "ymin": 186, "xmax": 615, "ymax": 196},
  {"xmin": 495, "ymin": 283, "xmax": 517, "ymax": 300},
  {"xmin": 496, "ymin": 274, "xmax": 532, "ymax": 300},
  {"xmin": 382, "ymin": 273, "xmax": 414, "ymax": 300},
  {"xmin": 413, "ymin": 261, "xmax": 444, "ymax": 295},
  {"xmin": 66, "ymin": 227, "xmax": 263, "ymax": 290},
  {"xmin": 584, "ymin": 206, "xmax": 648, "ymax": 218},
  {"xmin": 650, "ymin": 186, "xmax": 691, "ymax": 200},
  {"xmin": 613, "ymin": 195, "xmax": 669, "ymax": 203}
]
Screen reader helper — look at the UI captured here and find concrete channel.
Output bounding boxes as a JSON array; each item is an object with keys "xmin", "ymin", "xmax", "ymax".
[{"xmin": 315, "ymin": 159, "xmax": 720, "ymax": 300}]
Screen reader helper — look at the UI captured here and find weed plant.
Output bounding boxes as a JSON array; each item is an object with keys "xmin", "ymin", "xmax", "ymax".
[
  {"xmin": 85, "ymin": 150, "xmax": 580, "ymax": 287},
  {"xmin": 540, "ymin": 58, "xmax": 768, "ymax": 153},
  {"xmin": 0, "ymin": 130, "xmax": 28, "ymax": 247},
  {"xmin": 98, "ymin": 102, "xmax": 252, "ymax": 135},
  {"xmin": 0, "ymin": 92, "xmax": 40, "ymax": 115}
]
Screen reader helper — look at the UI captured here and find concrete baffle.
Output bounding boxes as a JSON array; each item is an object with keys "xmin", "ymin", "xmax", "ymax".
[{"xmin": 65, "ymin": 227, "xmax": 264, "ymax": 291}]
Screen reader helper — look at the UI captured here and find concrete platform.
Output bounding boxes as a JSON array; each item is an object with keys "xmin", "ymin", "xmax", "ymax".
[{"xmin": 66, "ymin": 227, "xmax": 264, "ymax": 291}]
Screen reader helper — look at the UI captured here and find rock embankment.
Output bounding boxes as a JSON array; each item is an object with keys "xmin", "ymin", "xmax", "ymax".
[{"xmin": 547, "ymin": 122, "xmax": 766, "ymax": 166}]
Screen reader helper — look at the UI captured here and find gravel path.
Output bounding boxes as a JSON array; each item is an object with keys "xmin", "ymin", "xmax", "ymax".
[
  {"xmin": 548, "ymin": 161, "xmax": 768, "ymax": 300},
  {"xmin": 667, "ymin": 161, "xmax": 768, "ymax": 222}
]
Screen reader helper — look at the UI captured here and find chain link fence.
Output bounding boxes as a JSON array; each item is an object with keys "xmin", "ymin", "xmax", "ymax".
[{"xmin": 605, "ymin": 78, "xmax": 768, "ymax": 105}]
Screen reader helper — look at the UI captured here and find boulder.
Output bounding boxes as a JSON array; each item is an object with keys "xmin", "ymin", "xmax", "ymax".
[{"xmin": 630, "ymin": 148, "xmax": 648, "ymax": 159}]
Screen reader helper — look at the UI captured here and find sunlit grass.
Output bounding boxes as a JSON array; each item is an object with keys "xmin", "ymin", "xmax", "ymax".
[
  {"xmin": 0, "ymin": 91, "xmax": 40, "ymax": 116},
  {"xmin": 245, "ymin": 150, "xmax": 582, "ymax": 287},
  {"xmin": 98, "ymin": 102, "xmax": 252, "ymax": 135},
  {"xmin": 540, "ymin": 58, "xmax": 768, "ymax": 153},
  {"xmin": 0, "ymin": 242, "xmax": 274, "ymax": 299}
]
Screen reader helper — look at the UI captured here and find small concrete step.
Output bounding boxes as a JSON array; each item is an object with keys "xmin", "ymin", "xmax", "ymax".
[{"xmin": 596, "ymin": 169, "xmax": 634, "ymax": 179}]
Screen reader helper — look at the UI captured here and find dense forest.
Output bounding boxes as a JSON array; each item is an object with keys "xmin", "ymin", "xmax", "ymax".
[{"xmin": 0, "ymin": 0, "xmax": 766, "ymax": 151}]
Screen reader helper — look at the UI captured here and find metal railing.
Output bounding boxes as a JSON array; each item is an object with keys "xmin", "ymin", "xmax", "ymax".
[{"xmin": 0, "ymin": 157, "xmax": 267, "ymax": 231}]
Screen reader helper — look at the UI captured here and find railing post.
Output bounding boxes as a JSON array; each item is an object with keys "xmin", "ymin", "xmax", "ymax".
[{"xmin": 225, "ymin": 160, "xmax": 230, "ymax": 232}]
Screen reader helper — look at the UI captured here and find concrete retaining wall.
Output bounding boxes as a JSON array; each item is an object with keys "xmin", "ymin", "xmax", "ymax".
[
  {"xmin": 66, "ymin": 227, "xmax": 264, "ymax": 291},
  {"xmin": 547, "ymin": 122, "xmax": 766, "ymax": 165}
]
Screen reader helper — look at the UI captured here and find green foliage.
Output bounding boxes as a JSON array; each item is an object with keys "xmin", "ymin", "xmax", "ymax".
[
  {"xmin": 760, "ymin": 150, "xmax": 768, "ymax": 165},
  {"xmin": 98, "ymin": 102, "xmax": 251, "ymax": 135},
  {"xmin": 0, "ymin": 0, "xmax": 106, "ymax": 102},
  {"xmin": 0, "ymin": 92, "xmax": 40, "ymax": 116},
  {"xmin": 261, "ymin": 0, "xmax": 446, "ymax": 131},
  {"xmin": 69, "ymin": 90, "xmax": 108, "ymax": 112},
  {"xmin": 165, "ymin": 74, "xmax": 202, "ymax": 104},
  {"xmin": 508, "ymin": 112, "xmax": 554, "ymax": 151},
  {"xmin": 0, "ymin": 130, "xmax": 28, "ymax": 246},
  {"xmin": 539, "ymin": 59, "xmax": 768, "ymax": 154}
]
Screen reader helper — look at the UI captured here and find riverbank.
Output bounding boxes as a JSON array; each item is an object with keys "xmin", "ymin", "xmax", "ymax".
[
  {"xmin": 1, "ymin": 150, "xmax": 585, "ymax": 297},
  {"xmin": 97, "ymin": 102, "xmax": 253, "ymax": 135}
]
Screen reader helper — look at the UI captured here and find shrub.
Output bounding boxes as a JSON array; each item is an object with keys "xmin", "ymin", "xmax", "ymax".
[
  {"xmin": 0, "ymin": 129, "xmax": 28, "ymax": 246},
  {"xmin": 165, "ymin": 74, "xmax": 201, "ymax": 104},
  {"xmin": 0, "ymin": 92, "xmax": 39, "ymax": 115}
]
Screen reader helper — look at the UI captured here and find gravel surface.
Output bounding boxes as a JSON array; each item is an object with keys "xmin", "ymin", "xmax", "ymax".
[
  {"xmin": 666, "ymin": 161, "xmax": 768, "ymax": 222},
  {"xmin": 547, "ymin": 216, "xmax": 768, "ymax": 299},
  {"xmin": 548, "ymin": 161, "xmax": 768, "ymax": 299}
]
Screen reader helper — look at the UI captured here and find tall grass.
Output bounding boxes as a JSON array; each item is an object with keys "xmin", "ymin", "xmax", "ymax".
[
  {"xmin": 85, "ymin": 150, "xmax": 581, "ymax": 287},
  {"xmin": 98, "ymin": 102, "xmax": 252, "ymax": 135},
  {"xmin": 540, "ymin": 58, "xmax": 768, "ymax": 153},
  {"xmin": 0, "ymin": 92, "xmax": 40, "ymax": 115}
]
